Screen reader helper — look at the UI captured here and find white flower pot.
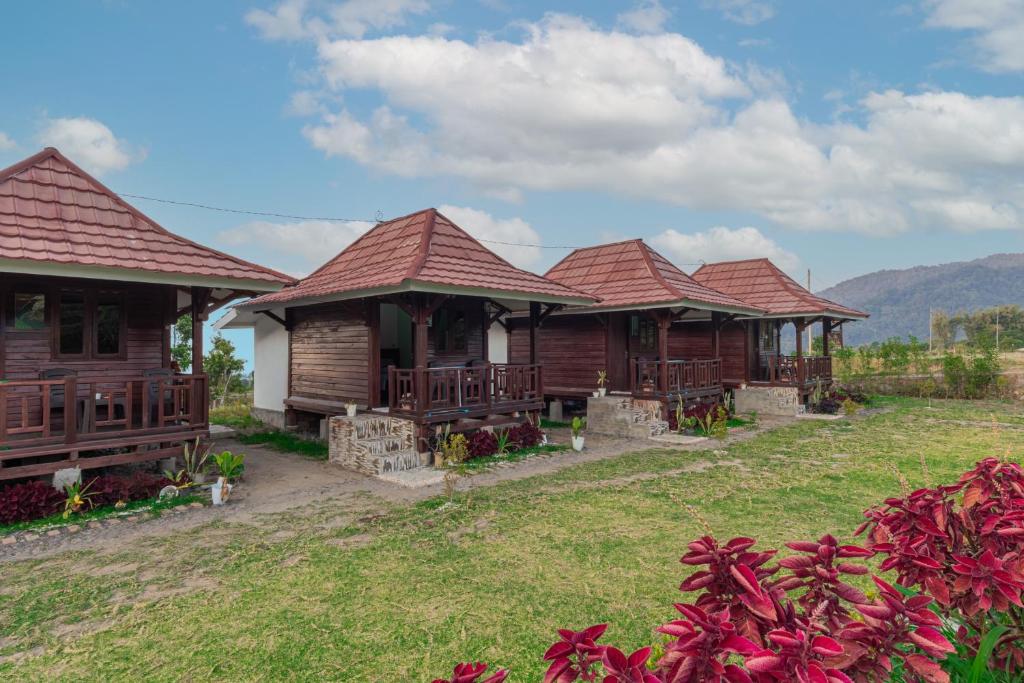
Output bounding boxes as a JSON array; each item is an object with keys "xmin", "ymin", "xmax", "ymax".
[
  {"xmin": 212, "ymin": 477, "xmax": 233, "ymax": 506},
  {"xmin": 571, "ymin": 435, "xmax": 585, "ymax": 451},
  {"xmin": 592, "ymin": 391, "xmax": 600, "ymax": 398},
  {"xmin": 598, "ymin": 388, "xmax": 607, "ymax": 397},
  {"xmin": 346, "ymin": 405, "xmax": 357, "ymax": 417}
]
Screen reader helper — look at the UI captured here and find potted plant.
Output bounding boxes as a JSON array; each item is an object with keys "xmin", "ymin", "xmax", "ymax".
[
  {"xmin": 596, "ymin": 370, "xmax": 607, "ymax": 397},
  {"xmin": 211, "ymin": 450, "xmax": 245, "ymax": 505},
  {"xmin": 345, "ymin": 401, "xmax": 358, "ymax": 418},
  {"xmin": 182, "ymin": 437, "xmax": 211, "ymax": 485},
  {"xmin": 399, "ymin": 392, "xmax": 415, "ymax": 411},
  {"xmin": 570, "ymin": 416, "xmax": 585, "ymax": 451}
]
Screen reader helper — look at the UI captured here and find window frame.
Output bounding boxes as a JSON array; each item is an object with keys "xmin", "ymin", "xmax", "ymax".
[{"xmin": 51, "ymin": 286, "xmax": 128, "ymax": 361}]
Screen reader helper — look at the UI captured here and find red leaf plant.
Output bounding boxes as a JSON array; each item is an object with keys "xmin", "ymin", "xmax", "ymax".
[
  {"xmin": 432, "ymin": 662, "xmax": 508, "ymax": 683},
  {"xmin": 435, "ymin": 459, "xmax": 1024, "ymax": 681},
  {"xmin": 858, "ymin": 457, "xmax": 1024, "ymax": 670}
]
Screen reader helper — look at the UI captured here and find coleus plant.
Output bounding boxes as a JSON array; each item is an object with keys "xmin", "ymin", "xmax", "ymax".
[
  {"xmin": 435, "ymin": 458, "xmax": 1024, "ymax": 681},
  {"xmin": 858, "ymin": 456, "xmax": 1024, "ymax": 671}
]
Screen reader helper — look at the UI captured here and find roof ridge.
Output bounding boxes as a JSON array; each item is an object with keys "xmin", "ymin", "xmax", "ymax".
[
  {"xmin": 3, "ymin": 148, "xmax": 294, "ymax": 285},
  {"xmin": 404, "ymin": 207, "xmax": 437, "ymax": 280},
  {"xmin": 635, "ymin": 239, "xmax": 684, "ymax": 300}
]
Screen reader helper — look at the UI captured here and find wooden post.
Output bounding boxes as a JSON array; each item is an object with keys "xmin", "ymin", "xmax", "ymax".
[
  {"xmin": 528, "ymin": 302, "xmax": 540, "ymax": 366},
  {"xmin": 795, "ymin": 319, "xmax": 805, "ymax": 384},
  {"xmin": 822, "ymin": 316, "xmax": 832, "ymax": 357},
  {"xmin": 190, "ymin": 287, "xmax": 210, "ymax": 376},
  {"xmin": 657, "ymin": 311, "xmax": 670, "ymax": 395},
  {"xmin": 413, "ymin": 296, "xmax": 429, "ymax": 415}
]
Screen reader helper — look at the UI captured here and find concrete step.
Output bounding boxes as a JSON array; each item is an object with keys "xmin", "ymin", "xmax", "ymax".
[
  {"xmin": 370, "ymin": 449, "xmax": 429, "ymax": 475},
  {"xmin": 355, "ymin": 435, "xmax": 415, "ymax": 455}
]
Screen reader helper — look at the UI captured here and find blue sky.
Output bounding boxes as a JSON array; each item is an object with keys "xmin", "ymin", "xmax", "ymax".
[{"xmin": 3, "ymin": 0, "xmax": 1023, "ymax": 368}]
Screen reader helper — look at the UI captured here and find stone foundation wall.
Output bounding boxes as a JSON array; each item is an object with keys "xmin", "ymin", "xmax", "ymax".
[
  {"xmin": 734, "ymin": 386, "xmax": 801, "ymax": 416},
  {"xmin": 251, "ymin": 407, "xmax": 286, "ymax": 430},
  {"xmin": 329, "ymin": 414, "xmax": 423, "ymax": 475}
]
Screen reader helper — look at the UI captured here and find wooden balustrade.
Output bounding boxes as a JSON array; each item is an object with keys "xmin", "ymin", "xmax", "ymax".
[
  {"xmin": 629, "ymin": 358, "xmax": 722, "ymax": 397},
  {"xmin": 0, "ymin": 374, "xmax": 209, "ymax": 458},
  {"xmin": 762, "ymin": 355, "xmax": 832, "ymax": 385},
  {"xmin": 387, "ymin": 364, "xmax": 543, "ymax": 419}
]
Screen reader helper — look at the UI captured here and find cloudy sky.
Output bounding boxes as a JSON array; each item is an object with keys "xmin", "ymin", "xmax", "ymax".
[{"xmin": 3, "ymin": 1, "xmax": 1024, "ymax": 361}]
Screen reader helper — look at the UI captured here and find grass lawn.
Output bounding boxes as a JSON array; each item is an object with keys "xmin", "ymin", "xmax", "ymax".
[
  {"xmin": 235, "ymin": 430, "xmax": 329, "ymax": 460},
  {"xmin": 1, "ymin": 397, "xmax": 1021, "ymax": 681}
]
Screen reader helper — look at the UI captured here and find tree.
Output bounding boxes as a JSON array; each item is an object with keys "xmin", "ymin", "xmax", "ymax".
[
  {"xmin": 171, "ymin": 315, "xmax": 193, "ymax": 371},
  {"xmin": 205, "ymin": 334, "xmax": 246, "ymax": 403},
  {"xmin": 930, "ymin": 310, "xmax": 956, "ymax": 350}
]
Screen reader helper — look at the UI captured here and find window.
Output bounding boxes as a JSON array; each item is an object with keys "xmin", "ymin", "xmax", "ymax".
[
  {"xmin": 58, "ymin": 291, "xmax": 86, "ymax": 356},
  {"xmin": 432, "ymin": 307, "xmax": 468, "ymax": 353},
  {"xmin": 759, "ymin": 320, "xmax": 777, "ymax": 352},
  {"xmin": 12, "ymin": 292, "xmax": 46, "ymax": 330},
  {"xmin": 631, "ymin": 315, "xmax": 657, "ymax": 352},
  {"xmin": 52, "ymin": 288, "xmax": 125, "ymax": 359},
  {"xmin": 95, "ymin": 292, "xmax": 123, "ymax": 356}
]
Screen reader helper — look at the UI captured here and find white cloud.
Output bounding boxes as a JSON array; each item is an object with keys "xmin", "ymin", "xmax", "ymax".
[
  {"xmin": 923, "ymin": 0, "xmax": 1024, "ymax": 72},
  {"xmin": 616, "ymin": 0, "xmax": 671, "ymax": 34},
  {"xmin": 0, "ymin": 132, "xmax": 15, "ymax": 151},
  {"xmin": 702, "ymin": 0, "xmax": 776, "ymax": 25},
  {"xmin": 286, "ymin": 90, "xmax": 324, "ymax": 116},
  {"xmin": 246, "ymin": 0, "xmax": 310, "ymax": 40},
  {"xmin": 36, "ymin": 117, "xmax": 140, "ymax": 175},
  {"xmin": 246, "ymin": 0, "xmax": 429, "ymax": 40},
  {"xmin": 651, "ymin": 226, "xmax": 799, "ymax": 272},
  {"xmin": 437, "ymin": 204, "xmax": 542, "ymax": 268},
  {"xmin": 218, "ymin": 219, "xmax": 375, "ymax": 275},
  {"xmin": 289, "ymin": 14, "xmax": 1024, "ymax": 235}
]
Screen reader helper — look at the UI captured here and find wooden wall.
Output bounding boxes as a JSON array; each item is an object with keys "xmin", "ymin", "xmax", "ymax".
[
  {"xmin": 289, "ymin": 301, "xmax": 370, "ymax": 405},
  {"xmin": 510, "ymin": 314, "xmax": 607, "ymax": 395},
  {"xmin": 668, "ymin": 321, "xmax": 714, "ymax": 359},
  {"xmin": 0, "ymin": 276, "xmax": 171, "ymax": 382},
  {"xmin": 427, "ymin": 297, "xmax": 486, "ymax": 366},
  {"xmin": 719, "ymin": 321, "xmax": 749, "ymax": 385}
]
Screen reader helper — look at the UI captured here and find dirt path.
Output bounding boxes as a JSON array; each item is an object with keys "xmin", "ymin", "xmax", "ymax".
[{"xmin": 0, "ymin": 417, "xmax": 792, "ymax": 563}]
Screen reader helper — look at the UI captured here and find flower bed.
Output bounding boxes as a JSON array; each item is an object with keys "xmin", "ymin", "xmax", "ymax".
[{"xmin": 0, "ymin": 472, "xmax": 175, "ymax": 527}]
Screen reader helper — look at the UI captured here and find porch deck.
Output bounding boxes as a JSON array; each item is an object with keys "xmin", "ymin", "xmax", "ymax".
[
  {"xmin": 387, "ymin": 363, "xmax": 544, "ymax": 424},
  {"xmin": 629, "ymin": 358, "xmax": 725, "ymax": 403},
  {"xmin": 0, "ymin": 374, "xmax": 208, "ymax": 481},
  {"xmin": 755, "ymin": 355, "xmax": 833, "ymax": 387}
]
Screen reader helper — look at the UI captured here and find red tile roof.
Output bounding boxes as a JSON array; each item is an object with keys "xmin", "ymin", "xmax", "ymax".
[
  {"xmin": 246, "ymin": 208, "xmax": 596, "ymax": 307},
  {"xmin": 543, "ymin": 239, "xmax": 762, "ymax": 313},
  {"xmin": 0, "ymin": 148, "xmax": 294, "ymax": 289},
  {"xmin": 692, "ymin": 258, "xmax": 868, "ymax": 319}
]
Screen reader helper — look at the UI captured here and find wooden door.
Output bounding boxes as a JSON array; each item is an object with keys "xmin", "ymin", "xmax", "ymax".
[{"xmin": 606, "ymin": 312, "xmax": 629, "ymax": 391}]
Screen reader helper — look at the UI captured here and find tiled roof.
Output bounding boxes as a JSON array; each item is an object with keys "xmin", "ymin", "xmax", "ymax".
[
  {"xmin": 542, "ymin": 239, "xmax": 762, "ymax": 313},
  {"xmin": 691, "ymin": 258, "xmax": 868, "ymax": 319},
  {"xmin": 247, "ymin": 208, "xmax": 596, "ymax": 306},
  {"xmin": 0, "ymin": 148, "xmax": 294, "ymax": 288}
]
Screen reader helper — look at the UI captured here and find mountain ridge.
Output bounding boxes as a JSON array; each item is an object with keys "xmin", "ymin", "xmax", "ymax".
[{"xmin": 817, "ymin": 253, "xmax": 1024, "ymax": 346}]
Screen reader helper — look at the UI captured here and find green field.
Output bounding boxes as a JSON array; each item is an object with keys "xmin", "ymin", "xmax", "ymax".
[{"xmin": 1, "ymin": 397, "xmax": 1021, "ymax": 681}]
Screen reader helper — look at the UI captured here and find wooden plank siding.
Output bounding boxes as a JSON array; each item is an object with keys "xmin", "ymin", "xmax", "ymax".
[
  {"xmin": 289, "ymin": 302, "xmax": 371, "ymax": 406},
  {"xmin": 1, "ymin": 277, "xmax": 174, "ymax": 428},
  {"xmin": 510, "ymin": 315, "xmax": 607, "ymax": 396}
]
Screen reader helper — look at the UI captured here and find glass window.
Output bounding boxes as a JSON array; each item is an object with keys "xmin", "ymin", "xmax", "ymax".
[
  {"xmin": 96, "ymin": 293, "xmax": 122, "ymax": 355},
  {"xmin": 451, "ymin": 311, "xmax": 467, "ymax": 352},
  {"xmin": 433, "ymin": 310, "xmax": 449, "ymax": 352},
  {"xmin": 58, "ymin": 291, "xmax": 85, "ymax": 356},
  {"xmin": 13, "ymin": 292, "xmax": 46, "ymax": 330}
]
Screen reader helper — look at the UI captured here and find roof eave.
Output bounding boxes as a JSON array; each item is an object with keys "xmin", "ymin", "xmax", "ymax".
[
  {"xmin": 0, "ymin": 258, "xmax": 289, "ymax": 292},
  {"xmin": 241, "ymin": 278, "xmax": 597, "ymax": 311}
]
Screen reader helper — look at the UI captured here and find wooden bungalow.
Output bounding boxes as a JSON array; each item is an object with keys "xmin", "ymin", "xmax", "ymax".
[
  {"xmin": 507, "ymin": 239, "xmax": 764, "ymax": 417},
  {"xmin": 691, "ymin": 258, "xmax": 868, "ymax": 400},
  {"xmin": 238, "ymin": 208, "xmax": 595, "ymax": 451},
  {"xmin": 0, "ymin": 148, "xmax": 293, "ymax": 481}
]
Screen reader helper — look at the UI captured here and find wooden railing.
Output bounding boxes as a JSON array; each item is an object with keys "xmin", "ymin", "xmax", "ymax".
[
  {"xmin": 629, "ymin": 359, "xmax": 722, "ymax": 397},
  {"xmin": 762, "ymin": 355, "xmax": 832, "ymax": 385},
  {"xmin": 0, "ymin": 374, "xmax": 209, "ymax": 455},
  {"xmin": 387, "ymin": 364, "xmax": 542, "ymax": 418}
]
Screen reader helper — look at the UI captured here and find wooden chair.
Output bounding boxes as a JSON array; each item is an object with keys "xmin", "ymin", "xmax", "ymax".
[
  {"xmin": 40, "ymin": 368, "xmax": 80, "ymax": 432},
  {"xmin": 144, "ymin": 368, "xmax": 176, "ymax": 425}
]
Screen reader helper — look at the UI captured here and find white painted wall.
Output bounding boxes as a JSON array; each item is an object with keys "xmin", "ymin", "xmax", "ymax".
[
  {"xmin": 253, "ymin": 314, "xmax": 289, "ymax": 411},
  {"xmin": 487, "ymin": 322, "xmax": 508, "ymax": 363}
]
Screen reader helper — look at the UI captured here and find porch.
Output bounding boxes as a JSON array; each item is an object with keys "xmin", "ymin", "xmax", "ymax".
[
  {"xmin": 756, "ymin": 354, "xmax": 833, "ymax": 387},
  {"xmin": 0, "ymin": 374, "xmax": 208, "ymax": 480},
  {"xmin": 387, "ymin": 362, "xmax": 543, "ymax": 424},
  {"xmin": 628, "ymin": 358, "xmax": 724, "ymax": 402}
]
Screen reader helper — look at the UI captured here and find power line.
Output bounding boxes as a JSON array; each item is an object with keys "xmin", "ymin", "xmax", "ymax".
[{"xmin": 117, "ymin": 190, "xmax": 704, "ymax": 262}]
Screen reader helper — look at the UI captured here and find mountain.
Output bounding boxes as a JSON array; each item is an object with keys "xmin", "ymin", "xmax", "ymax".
[{"xmin": 817, "ymin": 253, "xmax": 1024, "ymax": 346}]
